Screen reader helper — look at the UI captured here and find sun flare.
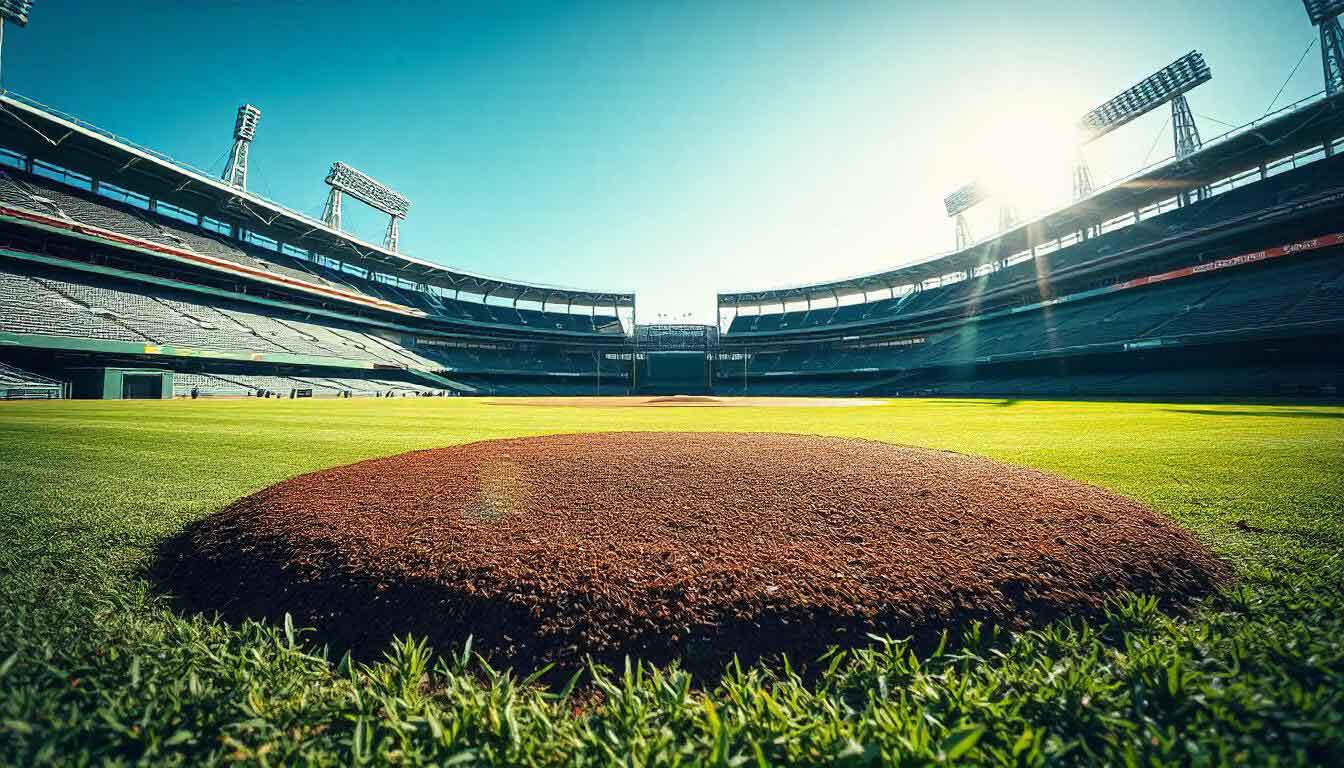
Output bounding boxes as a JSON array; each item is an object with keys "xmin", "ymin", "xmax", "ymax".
[{"xmin": 965, "ymin": 103, "xmax": 1082, "ymax": 215}]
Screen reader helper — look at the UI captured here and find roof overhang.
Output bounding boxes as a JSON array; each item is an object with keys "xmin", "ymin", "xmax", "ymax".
[{"xmin": 0, "ymin": 91, "xmax": 635, "ymax": 308}]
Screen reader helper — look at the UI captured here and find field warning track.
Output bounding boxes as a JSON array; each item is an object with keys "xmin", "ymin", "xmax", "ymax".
[{"xmin": 162, "ymin": 432, "xmax": 1228, "ymax": 673}]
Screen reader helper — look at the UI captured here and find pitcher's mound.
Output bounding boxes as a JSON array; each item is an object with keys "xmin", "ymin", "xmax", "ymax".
[{"xmin": 163, "ymin": 432, "xmax": 1228, "ymax": 673}]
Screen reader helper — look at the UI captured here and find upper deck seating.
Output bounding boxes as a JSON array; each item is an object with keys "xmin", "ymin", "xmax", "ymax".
[{"xmin": 0, "ymin": 170, "xmax": 623, "ymax": 335}]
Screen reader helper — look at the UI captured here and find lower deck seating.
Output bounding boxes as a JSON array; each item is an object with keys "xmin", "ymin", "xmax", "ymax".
[
  {"xmin": 173, "ymin": 372, "xmax": 441, "ymax": 397},
  {"xmin": 869, "ymin": 365, "xmax": 1337, "ymax": 398},
  {"xmin": 0, "ymin": 262, "xmax": 443, "ymax": 369},
  {"xmin": 0, "ymin": 361, "xmax": 62, "ymax": 398},
  {"xmin": 412, "ymin": 343, "xmax": 627, "ymax": 377},
  {"xmin": 717, "ymin": 251, "xmax": 1344, "ymax": 378}
]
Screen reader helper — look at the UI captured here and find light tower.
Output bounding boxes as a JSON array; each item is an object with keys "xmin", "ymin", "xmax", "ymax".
[
  {"xmin": 1076, "ymin": 52, "xmax": 1211, "ymax": 160},
  {"xmin": 1071, "ymin": 146, "xmax": 1094, "ymax": 201},
  {"xmin": 944, "ymin": 181, "xmax": 989, "ymax": 250},
  {"xmin": 1069, "ymin": 52, "xmax": 1213, "ymax": 203},
  {"xmin": 0, "ymin": 1, "xmax": 33, "ymax": 82},
  {"xmin": 321, "ymin": 184, "xmax": 343, "ymax": 230},
  {"xmin": 1076, "ymin": 51, "xmax": 1212, "ymax": 207},
  {"xmin": 1303, "ymin": 1, "xmax": 1344, "ymax": 95},
  {"xmin": 1171, "ymin": 94, "xmax": 1202, "ymax": 159},
  {"xmin": 321, "ymin": 161, "xmax": 412, "ymax": 252},
  {"xmin": 384, "ymin": 212, "xmax": 401, "ymax": 252},
  {"xmin": 954, "ymin": 215, "xmax": 974, "ymax": 251},
  {"xmin": 943, "ymin": 52, "xmax": 1213, "ymax": 250},
  {"xmin": 221, "ymin": 104, "xmax": 261, "ymax": 191}
]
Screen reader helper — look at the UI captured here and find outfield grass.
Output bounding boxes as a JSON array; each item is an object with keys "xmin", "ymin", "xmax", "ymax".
[{"xmin": 1, "ymin": 397, "xmax": 1342, "ymax": 765}]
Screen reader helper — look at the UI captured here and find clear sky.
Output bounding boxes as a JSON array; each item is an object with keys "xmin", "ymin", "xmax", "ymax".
[{"xmin": 3, "ymin": 1, "xmax": 1325, "ymax": 322}]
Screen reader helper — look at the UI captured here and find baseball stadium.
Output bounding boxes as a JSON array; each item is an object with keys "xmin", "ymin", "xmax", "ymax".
[{"xmin": 2, "ymin": 1, "xmax": 1343, "ymax": 764}]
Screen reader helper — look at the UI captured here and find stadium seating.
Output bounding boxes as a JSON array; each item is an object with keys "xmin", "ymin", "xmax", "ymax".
[
  {"xmin": 0, "ymin": 270, "xmax": 151, "ymax": 343},
  {"xmin": 0, "ymin": 257, "xmax": 637, "ymax": 385},
  {"xmin": 871, "ymin": 364, "xmax": 1337, "ymax": 398},
  {"xmin": 0, "ymin": 361, "xmax": 61, "ymax": 398},
  {"xmin": 718, "ymin": 250, "xmax": 1344, "ymax": 379},
  {"xmin": 411, "ymin": 342, "xmax": 624, "ymax": 376},
  {"xmin": 725, "ymin": 151, "xmax": 1344, "ymax": 337},
  {"xmin": 1, "ymin": 102, "xmax": 1340, "ymax": 399},
  {"xmin": 171, "ymin": 372, "xmax": 439, "ymax": 398},
  {"xmin": 0, "ymin": 170, "xmax": 623, "ymax": 336},
  {"xmin": 0, "ymin": 262, "xmax": 444, "ymax": 369}
]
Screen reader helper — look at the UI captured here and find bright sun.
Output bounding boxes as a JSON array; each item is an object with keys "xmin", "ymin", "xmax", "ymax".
[{"xmin": 966, "ymin": 104, "xmax": 1082, "ymax": 216}]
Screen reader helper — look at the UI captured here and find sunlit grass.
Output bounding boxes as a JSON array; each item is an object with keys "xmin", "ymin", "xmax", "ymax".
[{"xmin": 1, "ymin": 397, "xmax": 1342, "ymax": 764}]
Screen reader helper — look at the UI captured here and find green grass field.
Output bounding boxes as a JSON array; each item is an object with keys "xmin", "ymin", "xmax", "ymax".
[{"xmin": 2, "ymin": 397, "xmax": 1342, "ymax": 765}]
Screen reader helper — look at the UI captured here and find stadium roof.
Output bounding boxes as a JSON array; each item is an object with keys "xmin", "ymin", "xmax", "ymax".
[
  {"xmin": 0, "ymin": 91, "xmax": 636, "ymax": 308},
  {"xmin": 719, "ymin": 90, "xmax": 1344, "ymax": 307}
]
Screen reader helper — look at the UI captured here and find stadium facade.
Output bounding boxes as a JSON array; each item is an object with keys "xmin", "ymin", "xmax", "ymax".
[{"xmin": 0, "ymin": 81, "xmax": 1341, "ymax": 399}]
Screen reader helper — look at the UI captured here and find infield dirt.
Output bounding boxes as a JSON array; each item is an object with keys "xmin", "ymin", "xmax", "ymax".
[{"xmin": 161, "ymin": 432, "xmax": 1229, "ymax": 674}]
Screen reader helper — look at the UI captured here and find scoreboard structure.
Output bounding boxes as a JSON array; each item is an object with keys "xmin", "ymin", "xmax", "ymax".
[{"xmin": 632, "ymin": 325, "xmax": 716, "ymax": 394}]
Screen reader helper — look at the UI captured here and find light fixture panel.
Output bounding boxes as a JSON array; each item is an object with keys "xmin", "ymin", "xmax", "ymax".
[
  {"xmin": 1077, "ymin": 51, "xmax": 1211, "ymax": 144},
  {"xmin": 944, "ymin": 180, "xmax": 989, "ymax": 218},
  {"xmin": 1304, "ymin": 0, "xmax": 1344, "ymax": 25},
  {"xmin": 0, "ymin": 0, "xmax": 33, "ymax": 26},
  {"xmin": 325, "ymin": 161, "xmax": 412, "ymax": 218}
]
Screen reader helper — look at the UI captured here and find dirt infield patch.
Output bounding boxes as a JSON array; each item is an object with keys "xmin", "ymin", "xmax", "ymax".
[
  {"xmin": 161, "ymin": 432, "xmax": 1228, "ymax": 674},
  {"xmin": 492, "ymin": 395, "xmax": 887, "ymax": 407}
]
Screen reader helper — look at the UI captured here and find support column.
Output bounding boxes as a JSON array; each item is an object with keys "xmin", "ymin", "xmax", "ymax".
[
  {"xmin": 1171, "ymin": 95, "xmax": 1202, "ymax": 160},
  {"xmin": 1172, "ymin": 95, "xmax": 1205, "ymax": 206},
  {"xmin": 1071, "ymin": 145, "xmax": 1094, "ymax": 201},
  {"xmin": 954, "ymin": 214, "xmax": 973, "ymax": 250},
  {"xmin": 322, "ymin": 188, "xmax": 343, "ymax": 230},
  {"xmin": 1321, "ymin": 15, "xmax": 1344, "ymax": 96}
]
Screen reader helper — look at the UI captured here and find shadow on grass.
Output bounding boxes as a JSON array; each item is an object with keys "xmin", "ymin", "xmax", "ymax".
[
  {"xmin": 1236, "ymin": 520, "xmax": 1344, "ymax": 549},
  {"xmin": 1167, "ymin": 408, "xmax": 1344, "ymax": 419}
]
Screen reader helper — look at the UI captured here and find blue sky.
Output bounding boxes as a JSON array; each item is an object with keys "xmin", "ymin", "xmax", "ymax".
[{"xmin": 4, "ymin": 1, "xmax": 1325, "ymax": 321}]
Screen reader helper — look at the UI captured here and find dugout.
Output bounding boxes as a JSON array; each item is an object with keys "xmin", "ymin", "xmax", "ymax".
[{"xmin": 65, "ymin": 366, "xmax": 173, "ymax": 400}]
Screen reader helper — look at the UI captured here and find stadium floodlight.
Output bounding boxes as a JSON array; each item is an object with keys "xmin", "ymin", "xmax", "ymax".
[
  {"xmin": 324, "ymin": 161, "xmax": 411, "ymax": 218},
  {"xmin": 1076, "ymin": 51, "xmax": 1212, "ymax": 144},
  {"xmin": 233, "ymin": 104, "xmax": 261, "ymax": 142},
  {"xmin": 0, "ymin": 0, "xmax": 32, "ymax": 26},
  {"xmin": 1304, "ymin": 1, "xmax": 1344, "ymax": 94},
  {"xmin": 1303, "ymin": 0, "xmax": 1344, "ymax": 25},
  {"xmin": 322, "ymin": 162, "xmax": 412, "ymax": 251},
  {"xmin": 0, "ymin": 1, "xmax": 32, "ymax": 83},
  {"xmin": 944, "ymin": 180, "xmax": 990, "ymax": 218},
  {"xmin": 222, "ymin": 105, "xmax": 261, "ymax": 191}
]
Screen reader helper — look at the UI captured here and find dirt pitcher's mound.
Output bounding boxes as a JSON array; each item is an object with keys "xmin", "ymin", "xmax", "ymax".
[{"xmin": 163, "ymin": 432, "xmax": 1228, "ymax": 673}]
